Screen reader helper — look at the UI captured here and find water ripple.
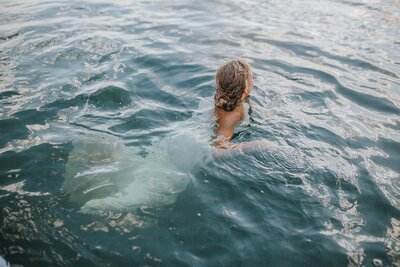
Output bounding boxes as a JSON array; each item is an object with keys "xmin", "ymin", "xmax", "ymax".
[{"xmin": 1, "ymin": 0, "xmax": 400, "ymax": 266}]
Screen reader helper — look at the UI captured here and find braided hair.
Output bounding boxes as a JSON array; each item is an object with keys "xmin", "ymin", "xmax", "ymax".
[{"xmin": 214, "ymin": 59, "xmax": 252, "ymax": 112}]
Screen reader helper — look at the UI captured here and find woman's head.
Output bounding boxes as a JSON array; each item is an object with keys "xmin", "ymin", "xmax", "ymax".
[{"xmin": 214, "ymin": 58, "xmax": 253, "ymax": 112}]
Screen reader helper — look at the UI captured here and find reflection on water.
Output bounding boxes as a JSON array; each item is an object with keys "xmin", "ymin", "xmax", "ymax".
[{"xmin": 0, "ymin": 0, "xmax": 399, "ymax": 266}]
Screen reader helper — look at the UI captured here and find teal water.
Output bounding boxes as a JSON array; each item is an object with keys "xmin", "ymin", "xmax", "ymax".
[{"xmin": 1, "ymin": 0, "xmax": 400, "ymax": 266}]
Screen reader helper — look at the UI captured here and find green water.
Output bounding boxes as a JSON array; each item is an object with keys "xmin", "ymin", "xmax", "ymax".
[{"xmin": 0, "ymin": 0, "xmax": 399, "ymax": 266}]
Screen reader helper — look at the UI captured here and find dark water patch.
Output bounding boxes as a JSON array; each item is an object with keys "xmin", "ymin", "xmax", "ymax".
[
  {"xmin": 133, "ymin": 55, "xmax": 170, "ymax": 73},
  {"xmin": 0, "ymin": 194, "xmax": 101, "ymax": 267},
  {"xmin": 87, "ymin": 86, "xmax": 131, "ymax": 110},
  {"xmin": 371, "ymin": 138, "xmax": 400, "ymax": 173},
  {"xmin": 45, "ymin": 94, "xmax": 87, "ymax": 110},
  {"xmin": 0, "ymin": 143, "xmax": 70, "ymax": 193},
  {"xmin": 362, "ymin": 243, "xmax": 392, "ymax": 267},
  {"xmin": 344, "ymin": 136, "xmax": 376, "ymax": 150},
  {"xmin": 1, "ymin": 0, "xmax": 400, "ymax": 265},
  {"xmin": 0, "ymin": 90, "xmax": 20, "ymax": 99},
  {"xmin": 187, "ymin": 165, "xmax": 349, "ymax": 266},
  {"xmin": 339, "ymin": 0, "xmax": 367, "ymax": 7},
  {"xmin": 14, "ymin": 108, "xmax": 54, "ymax": 125},
  {"xmin": 0, "ymin": 118, "xmax": 29, "ymax": 148},
  {"xmin": 60, "ymin": 82, "xmax": 79, "ymax": 92},
  {"xmin": 0, "ymin": 33, "xmax": 19, "ymax": 41},
  {"xmin": 338, "ymin": 177, "xmax": 361, "ymax": 198},
  {"xmin": 356, "ymin": 166, "xmax": 400, "ymax": 227}
]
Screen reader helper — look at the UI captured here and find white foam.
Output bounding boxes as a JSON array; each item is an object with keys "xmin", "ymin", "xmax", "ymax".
[
  {"xmin": 62, "ymin": 102, "xmax": 213, "ymax": 213},
  {"xmin": 0, "ymin": 256, "xmax": 10, "ymax": 267}
]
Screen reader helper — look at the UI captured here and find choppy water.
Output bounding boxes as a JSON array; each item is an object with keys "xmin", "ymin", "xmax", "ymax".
[{"xmin": 1, "ymin": 0, "xmax": 400, "ymax": 266}]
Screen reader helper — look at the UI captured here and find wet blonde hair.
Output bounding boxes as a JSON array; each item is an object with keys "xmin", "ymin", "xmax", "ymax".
[{"xmin": 214, "ymin": 58, "xmax": 252, "ymax": 111}]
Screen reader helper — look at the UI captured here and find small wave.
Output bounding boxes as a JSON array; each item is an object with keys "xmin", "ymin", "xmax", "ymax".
[
  {"xmin": 259, "ymin": 59, "xmax": 400, "ymax": 115},
  {"xmin": 246, "ymin": 35, "xmax": 398, "ymax": 79}
]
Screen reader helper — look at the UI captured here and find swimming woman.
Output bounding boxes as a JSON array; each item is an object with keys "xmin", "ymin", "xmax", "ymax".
[{"xmin": 214, "ymin": 59, "xmax": 253, "ymax": 148}]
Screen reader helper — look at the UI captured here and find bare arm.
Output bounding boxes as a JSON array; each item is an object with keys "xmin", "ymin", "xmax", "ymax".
[
  {"xmin": 214, "ymin": 108, "xmax": 242, "ymax": 147},
  {"xmin": 212, "ymin": 139, "xmax": 270, "ymax": 159}
]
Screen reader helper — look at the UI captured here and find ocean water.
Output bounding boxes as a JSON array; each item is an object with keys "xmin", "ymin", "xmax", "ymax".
[{"xmin": 1, "ymin": 0, "xmax": 399, "ymax": 266}]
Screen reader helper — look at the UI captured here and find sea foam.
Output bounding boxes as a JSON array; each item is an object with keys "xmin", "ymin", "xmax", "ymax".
[{"xmin": 63, "ymin": 100, "xmax": 213, "ymax": 213}]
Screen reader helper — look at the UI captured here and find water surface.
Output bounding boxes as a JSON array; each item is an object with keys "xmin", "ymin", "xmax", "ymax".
[{"xmin": 0, "ymin": 0, "xmax": 400, "ymax": 266}]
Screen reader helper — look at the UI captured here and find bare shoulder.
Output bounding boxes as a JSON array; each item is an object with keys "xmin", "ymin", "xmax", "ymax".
[{"xmin": 215, "ymin": 107, "xmax": 242, "ymax": 130}]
